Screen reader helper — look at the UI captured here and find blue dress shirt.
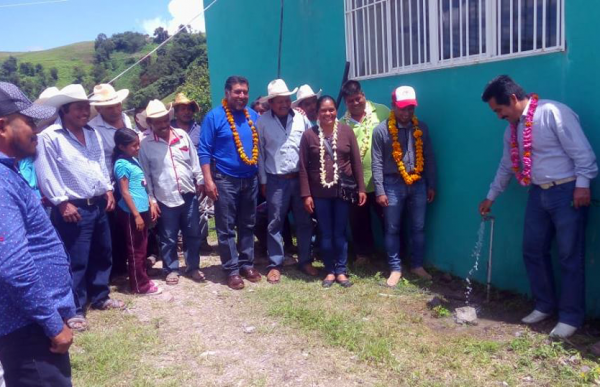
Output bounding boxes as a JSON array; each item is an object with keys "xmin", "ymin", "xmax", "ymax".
[{"xmin": 0, "ymin": 152, "xmax": 76, "ymax": 339}]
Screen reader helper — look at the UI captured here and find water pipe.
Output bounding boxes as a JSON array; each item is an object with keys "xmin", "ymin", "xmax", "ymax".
[{"xmin": 482, "ymin": 215, "xmax": 495, "ymax": 302}]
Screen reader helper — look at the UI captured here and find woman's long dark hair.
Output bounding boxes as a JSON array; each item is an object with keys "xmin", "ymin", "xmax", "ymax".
[{"xmin": 112, "ymin": 128, "xmax": 139, "ymax": 165}]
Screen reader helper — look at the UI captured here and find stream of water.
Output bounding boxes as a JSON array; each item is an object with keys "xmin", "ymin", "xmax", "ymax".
[{"xmin": 464, "ymin": 221, "xmax": 486, "ymax": 305}]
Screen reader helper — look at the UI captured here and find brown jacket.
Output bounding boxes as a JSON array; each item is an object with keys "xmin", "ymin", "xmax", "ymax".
[{"xmin": 299, "ymin": 123, "xmax": 365, "ymax": 199}]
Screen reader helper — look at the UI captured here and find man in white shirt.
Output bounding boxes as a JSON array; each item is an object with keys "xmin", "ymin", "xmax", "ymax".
[
  {"xmin": 257, "ymin": 79, "xmax": 317, "ymax": 284},
  {"xmin": 139, "ymin": 100, "xmax": 205, "ymax": 286},
  {"xmin": 88, "ymin": 83, "xmax": 133, "ymax": 278}
]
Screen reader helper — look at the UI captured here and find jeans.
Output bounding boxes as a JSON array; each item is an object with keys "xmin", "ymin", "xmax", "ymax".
[
  {"xmin": 523, "ymin": 181, "xmax": 587, "ymax": 327},
  {"xmin": 382, "ymin": 177, "xmax": 427, "ymax": 272},
  {"xmin": 53, "ymin": 201, "xmax": 112, "ymax": 315},
  {"xmin": 266, "ymin": 175, "xmax": 313, "ymax": 269},
  {"xmin": 157, "ymin": 193, "xmax": 202, "ymax": 274},
  {"xmin": 116, "ymin": 209, "xmax": 152, "ymax": 293},
  {"xmin": 349, "ymin": 192, "xmax": 384, "ymax": 256},
  {"xmin": 213, "ymin": 172, "xmax": 258, "ymax": 276},
  {"xmin": 0, "ymin": 324, "xmax": 71, "ymax": 387},
  {"xmin": 314, "ymin": 197, "xmax": 350, "ymax": 275}
]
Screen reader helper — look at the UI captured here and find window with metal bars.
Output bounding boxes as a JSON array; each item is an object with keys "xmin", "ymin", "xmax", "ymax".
[{"xmin": 344, "ymin": 0, "xmax": 564, "ymax": 79}]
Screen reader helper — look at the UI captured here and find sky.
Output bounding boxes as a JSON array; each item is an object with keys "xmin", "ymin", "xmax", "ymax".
[{"xmin": 0, "ymin": 0, "xmax": 206, "ymax": 52}]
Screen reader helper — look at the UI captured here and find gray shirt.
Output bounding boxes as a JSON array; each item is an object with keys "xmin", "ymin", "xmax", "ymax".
[
  {"xmin": 487, "ymin": 99, "xmax": 598, "ymax": 200},
  {"xmin": 257, "ymin": 109, "xmax": 311, "ymax": 185},
  {"xmin": 88, "ymin": 112, "xmax": 134, "ymax": 176},
  {"xmin": 371, "ymin": 119, "xmax": 437, "ymax": 197}
]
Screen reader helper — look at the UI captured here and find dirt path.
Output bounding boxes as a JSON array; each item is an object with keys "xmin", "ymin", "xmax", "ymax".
[{"xmin": 125, "ymin": 256, "xmax": 394, "ymax": 387}]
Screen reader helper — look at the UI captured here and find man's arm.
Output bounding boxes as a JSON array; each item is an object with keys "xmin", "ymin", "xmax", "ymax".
[
  {"xmin": 371, "ymin": 122, "xmax": 386, "ymax": 197},
  {"xmin": 550, "ymin": 104, "xmax": 599, "ymax": 187},
  {"xmin": 256, "ymin": 116, "xmax": 268, "ymax": 185},
  {"xmin": 138, "ymin": 141, "xmax": 156, "ymax": 203},
  {"xmin": 183, "ymin": 131, "xmax": 203, "ymax": 185},
  {"xmin": 0, "ymin": 185, "xmax": 65, "ymax": 339},
  {"xmin": 34, "ymin": 134, "xmax": 70, "ymax": 206}
]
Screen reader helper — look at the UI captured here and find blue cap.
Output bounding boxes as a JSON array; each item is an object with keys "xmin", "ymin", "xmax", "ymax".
[{"xmin": 0, "ymin": 82, "xmax": 56, "ymax": 119}]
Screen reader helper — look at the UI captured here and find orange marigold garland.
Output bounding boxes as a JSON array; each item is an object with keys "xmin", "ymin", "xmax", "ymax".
[
  {"xmin": 388, "ymin": 112, "xmax": 425, "ymax": 185},
  {"xmin": 222, "ymin": 99, "xmax": 259, "ymax": 165}
]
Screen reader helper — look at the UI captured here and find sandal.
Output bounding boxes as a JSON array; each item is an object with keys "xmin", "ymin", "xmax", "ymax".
[
  {"xmin": 138, "ymin": 282, "xmax": 163, "ymax": 296},
  {"xmin": 336, "ymin": 274, "xmax": 353, "ymax": 288},
  {"xmin": 165, "ymin": 272, "xmax": 180, "ymax": 285},
  {"xmin": 187, "ymin": 269, "xmax": 206, "ymax": 282},
  {"xmin": 93, "ymin": 298, "xmax": 126, "ymax": 310},
  {"xmin": 67, "ymin": 315, "xmax": 88, "ymax": 332}
]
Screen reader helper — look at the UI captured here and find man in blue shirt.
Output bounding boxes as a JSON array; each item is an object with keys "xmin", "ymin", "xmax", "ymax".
[
  {"xmin": 0, "ymin": 82, "xmax": 76, "ymax": 386},
  {"xmin": 480, "ymin": 75, "xmax": 598, "ymax": 339},
  {"xmin": 199, "ymin": 76, "xmax": 262, "ymax": 290}
]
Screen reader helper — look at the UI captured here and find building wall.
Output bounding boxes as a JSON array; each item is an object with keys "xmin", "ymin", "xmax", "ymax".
[{"xmin": 206, "ymin": 0, "xmax": 600, "ymax": 314}]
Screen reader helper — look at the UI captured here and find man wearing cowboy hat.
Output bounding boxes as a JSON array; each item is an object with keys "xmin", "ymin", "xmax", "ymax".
[
  {"xmin": 339, "ymin": 80, "xmax": 390, "ymax": 266},
  {"xmin": 292, "ymin": 84, "xmax": 321, "ymax": 125},
  {"xmin": 88, "ymin": 83, "xmax": 133, "ymax": 175},
  {"xmin": 198, "ymin": 75, "xmax": 262, "ymax": 290},
  {"xmin": 171, "ymin": 92, "xmax": 212, "ymax": 253},
  {"xmin": 0, "ymin": 82, "xmax": 76, "ymax": 387},
  {"xmin": 35, "ymin": 84, "xmax": 124, "ymax": 332},
  {"xmin": 256, "ymin": 79, "xmax": 317, "ymax": 283},
  {"xmin": 139, "ymin": 100, "xmax": 206, "ymax": 286},
  {"xmin": 171, "ymin": 92, "xmax": 202, "ymax": 148}
]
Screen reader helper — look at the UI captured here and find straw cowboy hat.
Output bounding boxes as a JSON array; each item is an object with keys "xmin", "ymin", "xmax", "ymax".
[
  {"xmin": 292, "ymin": 84, "xmax": 322, "ymax": 107},
  {"xmin": 45, "ymin": 84, "xmax": 89, "ymax": 108},
  {"xmin": 259, "ymin": 79, "xmax": 298, "ymax": 103},
  {"xmin": 173, "ymin": 92, "xmax": 200, "ymax": 112},
  {"xmin": 34, "ymin": 86, "xmax": 60, "ymax": 105},
  {"xmin": 136, "ymin": 99, "xmax": 174, "ymax": 128},
  {"xmin": 89, "ymin": 84, "xmax": 129, "ymax": 106}
]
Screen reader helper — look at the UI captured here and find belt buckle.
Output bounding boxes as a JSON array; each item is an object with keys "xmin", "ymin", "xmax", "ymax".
[{"xmin": 86, "ymin": 198, "xmax": 94, "ymax": 206}]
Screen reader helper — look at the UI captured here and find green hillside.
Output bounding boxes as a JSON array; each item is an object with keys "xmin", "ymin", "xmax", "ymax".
[{"xmin": 0, "ymin": 42, "xmax": 95, "ymax": 87}]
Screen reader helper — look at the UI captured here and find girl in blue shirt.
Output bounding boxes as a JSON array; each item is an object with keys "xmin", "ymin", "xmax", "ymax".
[{"xmin": 113, "ymin": 129, "xmax": 162, "ymax": 295}]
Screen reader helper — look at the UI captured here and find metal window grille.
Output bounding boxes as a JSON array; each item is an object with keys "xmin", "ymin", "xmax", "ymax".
[{"xmin": 344, "ymin": 0, "xmax": 565, "ymax": 79}]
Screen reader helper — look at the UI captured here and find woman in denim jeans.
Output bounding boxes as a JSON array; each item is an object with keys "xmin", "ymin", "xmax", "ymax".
[{"xmin": 299, "ymin": 96, "xmax": 366, "ymax": 288}]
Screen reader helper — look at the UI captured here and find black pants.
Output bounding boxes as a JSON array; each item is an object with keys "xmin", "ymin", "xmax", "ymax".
[
  {"xmin": 0, "ymin": 324, "xmax": 71, "ymax": 387},
  {"xmin": 349, "ymin": 192, "xmax": 384, "ymax": 256}
]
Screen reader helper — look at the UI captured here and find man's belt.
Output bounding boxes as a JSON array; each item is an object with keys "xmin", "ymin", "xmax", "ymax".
[
  {"xmin": 271, "ymin": 172, "xmax": 299, "ymax": 180},
  {"xmin": 70, "ymin": 195, "xmax": 104, "ymax": 207},
  {"xmin": 537, "ymin": 176, "xmax": 576, "ymax": 190}
]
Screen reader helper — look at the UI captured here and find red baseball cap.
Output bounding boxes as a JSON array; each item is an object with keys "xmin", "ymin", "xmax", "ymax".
[{"xmin": 392, "ymin": 86, "xmax": 418, "ymax": 109}]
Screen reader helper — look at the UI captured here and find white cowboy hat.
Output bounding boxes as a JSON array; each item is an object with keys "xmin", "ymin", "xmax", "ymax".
[
  {"xmin": 259, "ymin": 79, "xmax": 298, "ymax": 103},
  {"xmin": 34, "ymin": 86, "xmax": 60, "ymax": 105},
  {"xmin": 89, "ymin": 83, "xmax": 129, "ymax": 106},
  {"xmin": 45, "ymin": 84, "xmax": 89, "ymax": 108},
  {"xmin": 136, "ymin": 99, "xmax": 174, "ymax": 128},
  {"xmin": 292, "ymin": 84, "xmax": 322, "ymax": 107}
]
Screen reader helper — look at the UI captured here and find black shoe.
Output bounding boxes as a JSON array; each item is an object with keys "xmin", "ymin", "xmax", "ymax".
[
  {"xmin": 322, "ymin": 279, "xmax": 335, "ymax": 288},
  {"xmin": 337, "ymin": 279, "xmax": 353, "ymax": 288}
]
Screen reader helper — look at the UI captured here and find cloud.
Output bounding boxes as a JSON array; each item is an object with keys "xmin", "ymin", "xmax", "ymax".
[
  {"xmin": 25, "ymin": 46, "xmax": 44, "ymax": 52},
  {"xmin": 141, "ymin": 0, "xmax": 205, "ymax": 36}
]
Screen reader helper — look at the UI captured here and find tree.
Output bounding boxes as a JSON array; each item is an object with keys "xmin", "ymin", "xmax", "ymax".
[
  {"xmin": 92, "ymin": 63, "xmax": 108, "ymax": 83},
  {"xmin": 34, "ymin": 63, "xmax": 44, "ymax": 75},
  {"xmin": 1, "ymin": 56, "xmax": 18, "ymax": 76},
  {"xmin": 50, "ymin": 67, "xmax": 59, "ymax": 81},
  {"xmin": 178, "ymin": 60, "xmax": 211, "ymax": 119},
  {"xmin": 19, "ymin": 62, "xmax": 34, "ymax": 76},
  {"xmin": 153, "ymin": 27, "xmax": 169, "ymax": 44},
  {"xmin": 72, "ymin": 66, "xmax": 87, "ymax": 83}
]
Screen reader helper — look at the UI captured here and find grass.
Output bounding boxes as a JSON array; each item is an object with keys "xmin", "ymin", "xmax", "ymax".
[{"xmin": 248, "ymin": 268, "xmax": 600, "ymax": 386}]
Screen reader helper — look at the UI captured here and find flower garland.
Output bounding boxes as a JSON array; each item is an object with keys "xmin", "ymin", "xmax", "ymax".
[
  {"xmin": 388, "ymin": 112, "xmax": 424, "ymax": 185},
  {"xmin": 344, "ymin": 101, "xmax": 376, "ymax": 159},
  {"xmin": 318, "ymin": 119, "xmax": 339, "ymax": 188},
  {"xmin": 222, "ymin": 98, "xmax": 259, "ymax": 165},
  {"xmin": 510, "ymin": 94, "xmax": 539, "ymax": 186}
]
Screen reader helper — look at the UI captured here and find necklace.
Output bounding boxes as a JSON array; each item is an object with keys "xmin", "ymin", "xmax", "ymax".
[
  {"xmin": 318, "ymin": 120, "xmax": 339, "ymax": 188},
  {"xmin": 222, "ymin": 99, "xmax": 259, "ymax": 165}
]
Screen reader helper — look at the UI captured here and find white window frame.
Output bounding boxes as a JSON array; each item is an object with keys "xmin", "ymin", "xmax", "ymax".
[{"xmin": 344, "ymin": 0, "xmax": 566, "ymax": 80}]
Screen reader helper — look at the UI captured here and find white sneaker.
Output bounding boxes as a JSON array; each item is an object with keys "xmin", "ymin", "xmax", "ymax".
[
  {"xmin": 550, "ymin": 322, "xmax": 577, "ymax": 339},
  {"xmin": 521, "ymin": 310, "xmax": 551, "ymax": 324}
]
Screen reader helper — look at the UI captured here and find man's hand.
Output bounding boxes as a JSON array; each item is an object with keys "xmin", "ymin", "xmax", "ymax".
[
  {"xmin": 303, "ymin": 196, "xmax": 314, "ymax": 214},
  {"xmin": 105, "ymin": 191, "xmax": 116, "ymax": 212},
  {"xmin": 58, "ymin": 201, "xmax": 82, "ymax": 223},
  {"xmin": 573, "ymin": 187, "xmax": 591, "ymax": 209},
  {"xmin": 50, "ymin": 324, "xmax": 73, "ymax": 354},
  {"xmin": 260, "ymin": 184, "xmax": 266, "ymax": 198},
  {"xmin": 427, "ymin": 189, "xmax": 436, "ymax": 203},
  {"xmin": 358, "ymin": 192, "xmax": 367, "ymax": 206},
  {"xmin": 134, "ymin": 214, "xmax": 145, "ymax": 231},
  {"xmin": 376, "ymin": 195, "xmax": 389, "ymax": 207},
  {"xmin": 479, "ymin": 199, "xmax": 494, "ymax": 216},
  {"xmin": 150, "ymin": 201, "xmax": 161, "ymax": 222},
  {"xmin": 205, "ymin": 180, "xmax": 219, "ymax": 201},
  {"xmin": 196, "ymin": 184, "xmax": 205, "ymax": 198}
]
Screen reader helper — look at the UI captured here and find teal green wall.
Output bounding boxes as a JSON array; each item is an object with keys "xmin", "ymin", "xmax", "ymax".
[{"xmin": 206, "ymin": 1, "xmax": 600, "ymax": 314}]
